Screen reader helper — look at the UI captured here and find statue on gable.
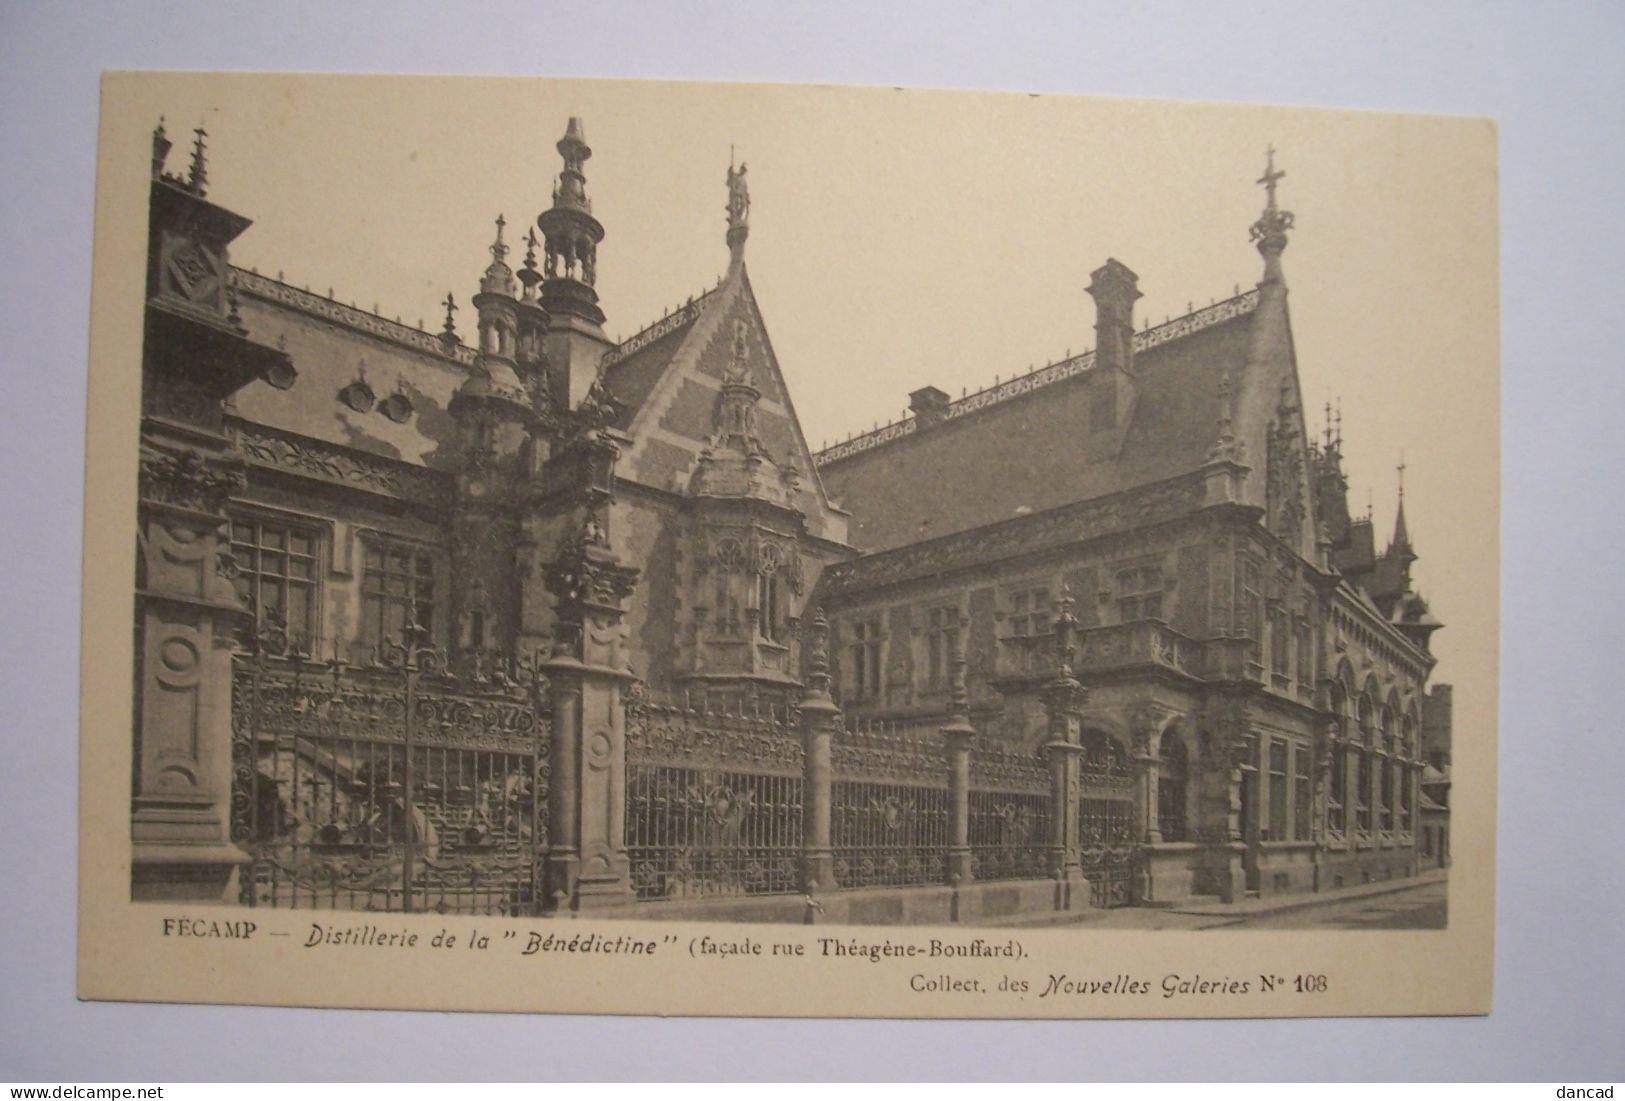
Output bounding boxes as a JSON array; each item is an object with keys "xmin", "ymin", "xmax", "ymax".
[{"xmin": 726, "ymin": 161, "xmax": 750, "ymax": 230}]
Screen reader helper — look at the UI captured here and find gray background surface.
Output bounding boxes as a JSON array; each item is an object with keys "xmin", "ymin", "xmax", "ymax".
[{"xmin": 2, "ymin": 0, "xmax": 1621, "ymax": 1081}]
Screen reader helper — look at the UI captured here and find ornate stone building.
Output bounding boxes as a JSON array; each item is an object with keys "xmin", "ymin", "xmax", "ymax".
[
  {"xmin": 814, "ymin": 151, "xmax": 1447, "ymax": 901},
  {"xmin": 130, "ymin": 119, "xmax": 1448, "ymax": 914}
]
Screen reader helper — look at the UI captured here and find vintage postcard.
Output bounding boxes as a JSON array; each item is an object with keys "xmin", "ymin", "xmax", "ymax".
[{"xmin": 79, "ymin": 72, "xmax": 1497, "ymax": 1017}]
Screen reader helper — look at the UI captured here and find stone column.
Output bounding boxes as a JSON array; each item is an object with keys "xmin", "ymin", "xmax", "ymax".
[
  {"xmin": 1041, "ymin": 590, "xmax": 1087, "ymax": 885},
  {"xmin": 798, "ymin": 610, "xmax": 840, "ymax": 895},
  {"xmin": 132, "ymin": 450, "xmax": 254, "ymax": 901},
  {"xmin": 542, "ymin": 672, "xmax": 582, "ymax": 909},
  {"xmin": 1137, "ymin": 741, "xmax": 1162, "ymax": 845},
  {"xmin": 1343, "ymin": 743, "xmax": 1359, "ymax": 843},
  {"xmin": 941, "ymin": 620, "xmax": 976, "ymax": 885},
  {"xmin": 540, "ymin": 482, "xmax": 641, "ymax": 912}
]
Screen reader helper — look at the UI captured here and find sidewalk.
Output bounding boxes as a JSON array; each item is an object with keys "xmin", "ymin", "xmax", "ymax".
[
  {"xmin": 976, "ymin": 867, "xmax": 1448, "ymax": 928},
  {"xmin": 1156, "ymin": 866, "xmax": 1448, "ymax": 919}
]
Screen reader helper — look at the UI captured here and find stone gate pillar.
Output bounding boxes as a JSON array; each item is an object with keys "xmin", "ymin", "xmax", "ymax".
[
  {"xmin": 1041, "ymin": 590, "xmax": 1087, "ymax": 886},
  {"xmin": 132, "ymin": 126, "xmax": 293, "ymax": 901},
  {"xmin": 798, "ymin": 609, "xmax": 839, "ymax": 895},
  {"xmin": 541, "ymin": 487, "xmax": 640, "ymax": 912},
  {"xmin": 132, "ymin": 451, "xmax": 255, "ymax": 900},
  {"xmin": 1136, "ymin": 729, "xmax": 1162, "ymax": 845}
]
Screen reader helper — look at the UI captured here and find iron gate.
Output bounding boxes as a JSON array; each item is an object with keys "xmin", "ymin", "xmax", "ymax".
[
  {"xmin": 1078, "ymin": 730, "xmax": 1139, "ymax": 908},
  {"xmin": 230, "ymin": 631, "xmax": 549, "ymax": 915}
]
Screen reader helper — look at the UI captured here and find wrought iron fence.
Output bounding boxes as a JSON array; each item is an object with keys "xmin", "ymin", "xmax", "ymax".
[
  {"xmin": 968, "ymin": 740, "xmax": 1051, "ymax": 881},
  {"xmin": 230, "ymin": 634, "xmax": 549, "ymax": 915},
  {"xmin": 832, "ymin": 724, "xmax": 949, "ymax": 888},
  {"xmin": 624, "ymin": 695, "xmax": 804, "ymax": 901}
]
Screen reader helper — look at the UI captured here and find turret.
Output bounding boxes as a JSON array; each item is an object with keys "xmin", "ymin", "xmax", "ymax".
[{"xmin": 537, "ymin": 118, "xmax": 613, "ymax": 410}]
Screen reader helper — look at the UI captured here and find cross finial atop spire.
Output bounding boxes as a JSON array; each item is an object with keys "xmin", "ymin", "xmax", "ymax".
[
  {"xmin": 440, "ymin": 291, "xmax": 459, "ymax": 345},
  {"xmin": 1397, "ymin": 454, "xmax": 1407, "ymax": 500},
  {"xmin": 491, "ymin": 214, "xmax": 508, "ymax": 262},
  {"xmin": 1249, "ymin": 144, "xmax": 1294, "ymax": 272},
  {"xmin": 1258, "ymin": 144, "xmax": 1285, "ymax": 210}
]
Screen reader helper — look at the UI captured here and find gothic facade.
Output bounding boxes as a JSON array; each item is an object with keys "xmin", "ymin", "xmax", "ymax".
[{"xmin": 129, "ymin": 119, "xmax": 1448, "ymax": 913}]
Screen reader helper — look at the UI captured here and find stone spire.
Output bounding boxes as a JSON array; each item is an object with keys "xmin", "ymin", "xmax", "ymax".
[
  {"xmin": 480, "ymin": 214, "xmax": 516, "ymax": 297},
  {"xmin": 1391, "ymin": 458, "xmax": 1416, "ymax": 567},
  {"xmin": 1249, "ymin": 145, "xmax": 1294, "ymax": 284},
  {"xmin": 726, "ymin": 151, "xmax": 750, "ymax": 267},
  {"xmin": 537, "ymin": 118, "xmax": 612, "ymax": 410}
]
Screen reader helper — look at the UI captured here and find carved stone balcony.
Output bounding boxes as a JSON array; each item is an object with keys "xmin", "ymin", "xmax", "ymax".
[{"xmin": 992, "ymin": 620, "xmax": 1208, "ymax": 685}]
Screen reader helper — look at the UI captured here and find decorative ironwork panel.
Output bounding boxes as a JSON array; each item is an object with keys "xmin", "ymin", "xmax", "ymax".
[
  {"xmin": 834, "ymin": 722, "xmax": 945, "ymax": 783},
  {"xmin": 625, "ymin": 764, "xmax": 803, "ymax": 900},
  {"xmin": 832, "ymin": 780, "xmax": 949, "ymax": 889},
  {"xmin": 230, "ymin": 644, "xmax": 548, "ymax": 915},
  {"xmin": 968, "ymin": 789, "xmax": 1051, "ymax": 881},
  {"xmin": 1077, "ymin": 728, "xmax": 1138, "ymax": 908}
]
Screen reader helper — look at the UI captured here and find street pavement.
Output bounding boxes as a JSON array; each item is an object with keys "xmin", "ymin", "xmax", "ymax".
[{"xmin": 1067, "ymin": 878, "xmax": 1449, "ymax": 931}]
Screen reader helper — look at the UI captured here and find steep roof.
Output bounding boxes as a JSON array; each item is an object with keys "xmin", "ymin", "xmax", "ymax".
[
  {"xmin": 816, "ymin": 291, "xmax": 1264, "ymax": 552},
  {"xmin": 600, "ymin": 285, "xmax": 721, "ymax": 428}
]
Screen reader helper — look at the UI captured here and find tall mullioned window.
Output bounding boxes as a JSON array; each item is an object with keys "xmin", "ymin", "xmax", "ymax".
[
  {"xmin": 1268, "ymin": 738, "xmax": 1289, "ymax": 841},
  {"xmin": 1294, "ymin": 742, "xmax": 1312, "ymax": 840},
  {"xmin": 1007, "ymin": 586, "xmax": 1051, "ymax": 637},
  {"xmin": 360, "ymin": 540, "xmax": 436, "ymax": 650},
  {"xmin": 847, "ymin": 618, "xmax": 883, "ymax": 700},
  {"xmin": 1115, "ymin": 564, "xmax": 1162, "ymax": 622},
  {"xmin": 1356, "ymin": 749, "xmax": 1373, "ymax": 833},
  {"xmin": 1157, "ymin": 730, "xmax": 1188, "ymax": 842},
  {"xmin": 229, "ymin": 516, "xmax": 320, "ymax": 643},
  {"xmin": 924, "ymin": 606, "xmax": 959, "ymax": 689},
  {"xmin": 756, "ymin": 570, "xmax": 782, "ymax": 643}
]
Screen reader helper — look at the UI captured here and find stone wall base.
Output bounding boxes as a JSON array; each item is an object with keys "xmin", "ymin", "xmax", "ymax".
[
  {"xmin": 131, "ymin": 843, "xmax": 247, "ymax": 903},
  {"xmin": 564, "ymin": 878, "xmax": 1085, "ymax": 926}
]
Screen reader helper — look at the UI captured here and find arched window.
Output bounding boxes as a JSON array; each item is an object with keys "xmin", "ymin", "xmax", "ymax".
[
  {"xmin": 1326, "ymin": 687, "xmax": 1347, "ymax": 836},
  {"xmin": 1157, "ymin": 730, "xmax": 1187, "ymax": 842},
  {"xmin": 757, "ymin": 569, "xmax": 781, "ymax": 643}
]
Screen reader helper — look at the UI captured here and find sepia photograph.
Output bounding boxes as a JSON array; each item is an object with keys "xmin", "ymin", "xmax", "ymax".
[{"xmin": 78, "ymin": 71, "xmax": 1498, "ymax": 1018}]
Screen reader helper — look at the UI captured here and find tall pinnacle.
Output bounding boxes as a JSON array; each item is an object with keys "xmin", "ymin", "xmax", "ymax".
[
  {"xmin": 1248, "ymin": 145, "xmax": 1294, "ymax": 283},
  {"xmin": 188, "ymin": 123, "xmax": 208, "ymax": 195},
  {"xmin": 480, "ymin": 214, "xmax": 515, "ymax": 296},
  {"xmin": 1392, "ymin": 457, "xmax": 1415, "ymax": 564},
  {"xmin": 151, "ymin": 117, "xmax": 172, "ymax": 179}
]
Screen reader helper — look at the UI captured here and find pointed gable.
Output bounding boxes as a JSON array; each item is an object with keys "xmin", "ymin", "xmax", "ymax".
[
  {"xmin": 1229, "ymin": 269, "xmax": 1320, "ymax": 563},
  {"xmin": 607, "ymin": 264, "xmax": 848, "ymax": 544}
]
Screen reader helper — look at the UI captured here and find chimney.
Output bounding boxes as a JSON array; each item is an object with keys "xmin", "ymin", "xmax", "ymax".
[
  {"xmin": 1087, "ymin": 258, "xmax": 1141, "ymax": 375},
  {"xmin": 909, "ymin": 385, "xmax": 951, "ymax": 430},
  {"xmin": 1086, "ymin": 259, "xmax": 1141, "ymax": 434}
]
